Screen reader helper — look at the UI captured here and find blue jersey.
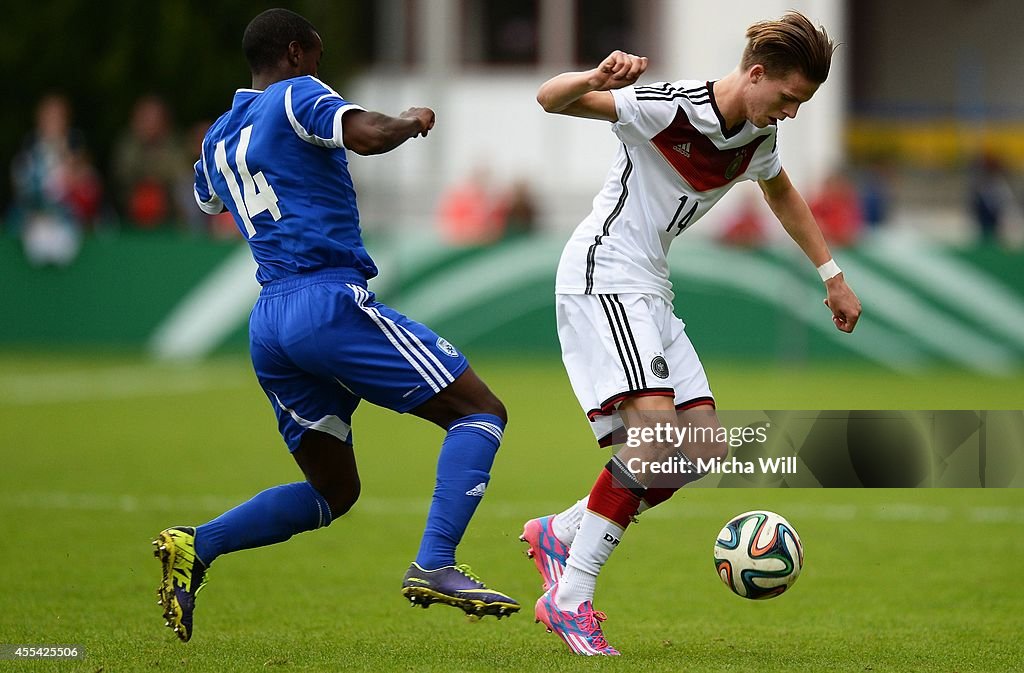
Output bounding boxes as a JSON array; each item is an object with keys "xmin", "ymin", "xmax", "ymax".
[{"xmin": 194, "ymin": 75, "xmax": 377, "ymax": 285}]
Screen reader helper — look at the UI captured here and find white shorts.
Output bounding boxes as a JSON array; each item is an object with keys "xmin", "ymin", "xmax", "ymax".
[{"xmin": 556, "ymin": 293, "xmax": 714, "ymax": 446}]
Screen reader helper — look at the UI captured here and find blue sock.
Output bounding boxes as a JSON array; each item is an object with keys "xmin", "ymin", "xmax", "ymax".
[
  {"xmin": 193, "ymin": 481, "xmax": 332, "ymax": 566},
  {"xmin": 415, "ymin": 413, "xmax": 504, "ymax": 570}
]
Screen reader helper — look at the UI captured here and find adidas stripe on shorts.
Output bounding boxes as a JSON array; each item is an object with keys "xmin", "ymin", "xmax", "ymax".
[
  {"xmin": 556, "ymin": 292, "xmax": 714, "ymax": 446},
  {"xmin": 249, "ymin": 268, "xmax": 468, "ymax": 452}
]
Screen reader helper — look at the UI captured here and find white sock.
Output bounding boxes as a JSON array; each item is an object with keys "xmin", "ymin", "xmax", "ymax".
[
  {"xmin": 551, "ymin": 497, "xmax": 588, "ymax": 546},
  {"xmin": 554, "ymin": 511, "xmax": 625, "ymax": 611},
  {"xmin": 556, "ymin": 566, "xmax": 597, "ymax": 612}
]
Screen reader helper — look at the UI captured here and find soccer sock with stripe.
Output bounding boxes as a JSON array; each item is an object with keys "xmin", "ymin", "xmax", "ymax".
[
  {"xmin": 555, "ymin": 458, "xmax": 645, "ymax": 611},
  {"xmin": 553, "ymin": 477, "xmax": 683, "ymax": 548},
  {"xmin": 414, "ymin": 413, "xmax": 504, "ymax": 570},
  {"xmin": 555, "ymin": 485, "xmax": 679, "ymax": 545},
  {"xmin": 193, "ymin": 481, "xmax": 332, "ymax": 566}
]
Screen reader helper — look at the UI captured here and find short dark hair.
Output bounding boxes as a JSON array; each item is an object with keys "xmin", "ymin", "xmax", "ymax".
[
  {"xmin": 740, "ymin": 11, "xmax": 836, "ymax": 84},
  {"xmin": 242, "ymin": 8, "xmax": 318, "ymax": 74}
]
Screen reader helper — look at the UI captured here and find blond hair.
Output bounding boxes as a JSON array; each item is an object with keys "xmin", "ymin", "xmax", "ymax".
[{"xmin": 741, "ymin": 11, "xmax": 836, "ymax": 83}]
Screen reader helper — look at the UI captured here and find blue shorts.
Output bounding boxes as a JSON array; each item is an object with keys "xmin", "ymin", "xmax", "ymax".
[{"xmin": 249, "ymin": 268, "xmax": 469, "ymax": 452}]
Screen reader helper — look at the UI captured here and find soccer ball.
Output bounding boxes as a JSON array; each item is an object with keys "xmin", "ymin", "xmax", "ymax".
[{"xmin": 714, "ymin": 510, "xmax": 803, "ymax": 599}]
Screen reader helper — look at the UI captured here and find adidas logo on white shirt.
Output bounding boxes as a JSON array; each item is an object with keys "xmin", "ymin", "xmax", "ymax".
[{"xmin": 465, "ymin": 483, "xmax": 487, "ymax": 497}]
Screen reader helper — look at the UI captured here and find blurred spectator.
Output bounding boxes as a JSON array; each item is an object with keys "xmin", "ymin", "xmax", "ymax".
[
  {"xmin": 208, "ymin": 207, "xmax": 242, "ymax": 240},
  {"xmin": 112, "ymin": 95, "xmax": 192, "ymax": 229},
  {"xmin": 809, "ymin": 170, "xmax": 864, "ymax": 247},
  {"xmin": 718, "ymin": 191, "xmax": 768, "ymax": 247},
  {"xmin": 969, "ymin": 151, "xmax": 1019, "ymax": 244},
  {"xmin": 179, "ymin": 120, "xmax": 213, "ymax": 235},
  {"xmin": 854, "ymin": 154, "xmax": 894, "ymax": 230},
  {"xmin": 493, "ymin": 178, "xmax": 539, "ymax": 240},
  {"xmin": 10, "ymin": 94, "xmax": 102, "ymax": 266},
  {"xmin": 179, "ymin": 119, "xmax": 238, "ymax": 238},
  {"xmin": 437, "ymin": 167, "xmax": 502, "ymax": 245}
]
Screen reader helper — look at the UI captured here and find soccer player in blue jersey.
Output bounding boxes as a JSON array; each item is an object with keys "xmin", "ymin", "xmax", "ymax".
[{"xmin": 152, "ymin": 8, "xmax": 519, "ymax": 642}]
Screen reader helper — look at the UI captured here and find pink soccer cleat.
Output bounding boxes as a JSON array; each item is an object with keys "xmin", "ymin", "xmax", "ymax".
[
  {"xmin": 534, "ymin": 584, "xmax": 620, "ymax": 656},
  {"xmin": 520, "ymin": 515, "xmax": 569, "ymax": 592}
]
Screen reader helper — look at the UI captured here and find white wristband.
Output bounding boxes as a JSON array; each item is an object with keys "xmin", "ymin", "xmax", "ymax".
[{"xmin": 817, "ymin": 259, "xmax": 842, "ymax": 282}]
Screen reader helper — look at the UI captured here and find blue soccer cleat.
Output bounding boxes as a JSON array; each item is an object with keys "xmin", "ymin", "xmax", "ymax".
[
  {"xmin": 401, "ymin": 562, "xmax": 520, "ymax": 619},
  {"xmin": 153, "ymin": 526, "xmax": 209, "ymax": 642}
]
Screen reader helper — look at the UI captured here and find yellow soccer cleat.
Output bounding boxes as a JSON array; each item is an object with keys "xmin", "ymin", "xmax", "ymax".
[{"xmin": 153, "ymin": 526, "xmax": 209, "ymax": 642}]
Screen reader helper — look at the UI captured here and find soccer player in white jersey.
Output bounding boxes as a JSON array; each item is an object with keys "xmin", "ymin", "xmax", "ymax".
[{"xmin": 522, "ymin": 12, "xmax": 862, "ymax": 655}]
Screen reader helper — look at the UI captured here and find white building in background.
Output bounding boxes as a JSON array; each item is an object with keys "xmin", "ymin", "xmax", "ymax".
[{"xmin": 345, "ymin": 0, "xmax": 847, "ymax": 237}]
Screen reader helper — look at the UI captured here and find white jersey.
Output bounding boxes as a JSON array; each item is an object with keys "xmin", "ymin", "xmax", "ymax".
[{"xmin": 555, "ymin": 79, "xmax": 783, "ymax": 302}]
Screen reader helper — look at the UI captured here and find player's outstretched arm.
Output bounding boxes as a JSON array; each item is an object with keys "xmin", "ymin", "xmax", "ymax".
[
  {"xmin": 342, "ymin": 108, "xmax": 435, "ymax": 156},
  {"xmin": 536, "ymin": 50, "xmax": 648, "ymax": 121},
  {"xmin": 759, "ymin": 169, "xmax": 862, "ymax": 333}
]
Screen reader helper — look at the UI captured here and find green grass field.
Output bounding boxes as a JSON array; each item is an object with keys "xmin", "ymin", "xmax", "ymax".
[{"xmin": 1, "ymin": 353, "xmax": 1022, "ymax": 672}]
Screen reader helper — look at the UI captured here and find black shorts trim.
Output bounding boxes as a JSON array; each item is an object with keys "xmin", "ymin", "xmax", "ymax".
[
  {"xmin": 593, "ymin": 395, "xmax": 715, "ymax": 448},
  {"xmin": 676, "ymin": 396, "xmax": 716, "ymax": 411},
  {"xmin": 586, "ymin": 387, "xmax": 676, "ymax": 420}
]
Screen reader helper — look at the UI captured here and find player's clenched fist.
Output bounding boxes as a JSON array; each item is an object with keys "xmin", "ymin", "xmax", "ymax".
[
  {"xmin": 401, "ymin": 107, "xmax": 435, "ymax": 137},
  {"xmin": 588, "ymin": 51, "xmax": 649, "ymax": 90}
]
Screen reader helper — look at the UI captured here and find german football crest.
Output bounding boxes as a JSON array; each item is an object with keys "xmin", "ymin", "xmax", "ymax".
[
  {"xmin": 651, "ymin": 355, "xmax": 670, "ymax": 379},
  {"xmin": 724, "ymin": 149, "xmax": 748, "ymax": 180}
]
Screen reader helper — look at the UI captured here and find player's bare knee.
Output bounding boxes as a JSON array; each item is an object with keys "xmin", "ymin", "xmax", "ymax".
[
  {"xmin": 450, "ymin": 386, "xmax": 507, "ymax": 423},
  {"xmin": 453, "ymin": 368, "xmax": 507, "ymax": 422},
  {"xmin": 324, "ymin": 481, "xmax": 360, "ymax": 519},
  {"xmin": 475, "ymin": 393, "xmax": 507, "ymax": 424}
]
